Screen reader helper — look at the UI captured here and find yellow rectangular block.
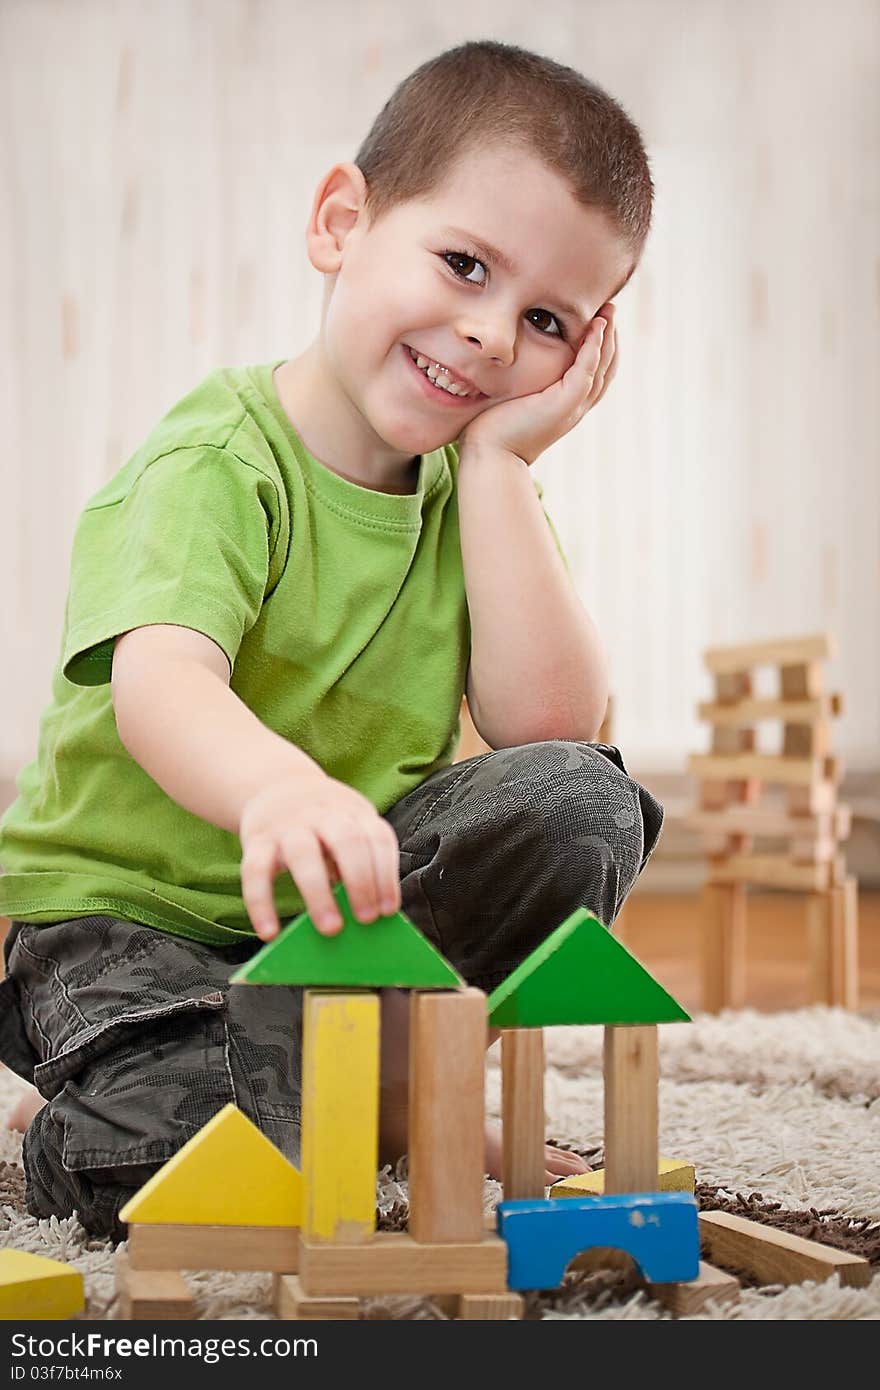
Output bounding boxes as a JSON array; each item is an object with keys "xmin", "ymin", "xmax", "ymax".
[
  {"xmin": 302, "ymin": 991, "xmax": 380, "ymax": 1243},
  {"xmin": 551, "ymin": 1157, "xmax": 696, "ymax": 1198}
]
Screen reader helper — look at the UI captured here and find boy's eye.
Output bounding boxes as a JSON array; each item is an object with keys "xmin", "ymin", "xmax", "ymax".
[
  {"xmin": 441, "ymin": 251, "xmax": 566, "ymax": 341},
  {"xmin": 442, "ymin": 250, "xmax": 487, "ymax": 285},
  {"xmin": 525, "ymin": 308, "xmax": 565, "ymax": 340}
]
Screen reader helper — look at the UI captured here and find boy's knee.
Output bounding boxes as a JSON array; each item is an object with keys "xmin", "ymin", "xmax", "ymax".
[
  {"xmin": 23, "ymin": 1098, "xmax": 158, "ymax": 1241},
  {"xmin": 20, "ymin": 992, "xmax": 306, "ymax": 1239},
  {"xmin": 22, "ymin": 1008, "xmax": 240, "ymax": 1240},
  {"xmin": 550, "ymin": 738, "xmax": 662, "ymax": 883}
]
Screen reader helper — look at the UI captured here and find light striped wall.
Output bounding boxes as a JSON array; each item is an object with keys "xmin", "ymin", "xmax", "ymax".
[{"xmin": 1, "ymin": 0, "xmax": 877, "ymax": 785}]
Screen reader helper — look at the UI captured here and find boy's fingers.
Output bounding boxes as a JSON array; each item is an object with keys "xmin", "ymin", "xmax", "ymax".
[
  {"xmin": 279, "ymin": 828, "xmax": 344, "ymax": 934},
  {"xmin": 324, "ymin": 823, "xmax": 382, "ymax": 924},
  {"xmin": 370, "ymin": 821, "xmax": 403, "ymax": 915},
  {"xmin": 575, "ymin": 318, "xmax": 606, "ymax": 382},
  {"xmin": 240, "ymin": 838, "xmax": 282, "ymax": 940},
  {"xmin": 592, "ymin": 331, "xmax": 619, "ymax": 408}
]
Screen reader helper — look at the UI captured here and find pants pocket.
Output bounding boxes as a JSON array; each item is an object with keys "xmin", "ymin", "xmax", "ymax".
[{"xmin": 38, "ymin": 995, "xmax": 236, "ymax": 1172}]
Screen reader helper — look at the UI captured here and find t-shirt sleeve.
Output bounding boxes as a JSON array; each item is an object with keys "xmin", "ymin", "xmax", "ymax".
[{"xmin": 62, "ymin": 446, "xmax": 278, "ymax": 686}]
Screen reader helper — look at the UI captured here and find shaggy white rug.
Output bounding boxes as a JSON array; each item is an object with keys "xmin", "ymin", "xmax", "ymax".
[{"xmin": 1, "ymin": 1006, "xmax": 878, "ymax": 1321}]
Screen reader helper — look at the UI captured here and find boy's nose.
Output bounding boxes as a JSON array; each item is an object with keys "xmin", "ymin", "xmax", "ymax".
[{"xmin": 461, "ymin": 324, "xmax": 516, "ymax": 370}]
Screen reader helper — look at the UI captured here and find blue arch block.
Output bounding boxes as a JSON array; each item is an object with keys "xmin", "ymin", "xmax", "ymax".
[{"xmin": 497, "ymin": 1192, "xmax": 700, "ymax": 1289}]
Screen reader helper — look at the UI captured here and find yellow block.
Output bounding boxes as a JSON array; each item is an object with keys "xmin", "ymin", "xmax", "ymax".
[
  {"xmin": 550, "ymin": 1157, "xmax": 696, "ymax": 1197},
  {"xmin": 119, "ymin": 1103, "xmax": 302, "ymax": 1227},
  {"xmin": 0, "ymin": 1250, "xmax": 84, "ymax": 1320},
  {"xmin": 302, "ymin": 991, "xmax": 380, "ymax": 1243}
]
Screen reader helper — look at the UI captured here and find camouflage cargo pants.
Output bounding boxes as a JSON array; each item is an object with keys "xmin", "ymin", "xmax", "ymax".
[{"xmin": 0, "ymin": 739, "xmax": 662, "ymax": 1240}]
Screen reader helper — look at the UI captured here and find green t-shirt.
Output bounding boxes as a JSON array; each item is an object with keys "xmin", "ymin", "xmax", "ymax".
[{"xmin": 0, "ymin": 362, "xmax": 565, "ymax": 945}]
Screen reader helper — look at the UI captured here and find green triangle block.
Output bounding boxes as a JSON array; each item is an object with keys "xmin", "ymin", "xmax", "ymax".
[
  {"xmin": 487, "ymin": 908, "xmax": 690, "ymax": 1027},
  {"xmin": 229, "ymin": 882, "xmax": 463, "ymax": 989}
]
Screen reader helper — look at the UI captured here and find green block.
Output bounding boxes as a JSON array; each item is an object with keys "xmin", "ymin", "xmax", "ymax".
[
  {"xmin": 487, "ymin": 908, "xmax": 690, "ymax": 1027},
  {"xmin": 229, "ymin": 882, "xmax": 463, "ymax": 989}
]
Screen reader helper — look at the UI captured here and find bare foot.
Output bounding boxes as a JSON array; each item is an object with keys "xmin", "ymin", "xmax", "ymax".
[
  {"xmin": 484, "ymin": 1119, "xmax": 590, "ymax": 1188},
  {"xmin": 8, "ymin": 1087, "xmax": 45, "ymax": 1133},
  {"xmin": 381, "ymin": 1107, "xmax": 592, "ymax": 1190}
]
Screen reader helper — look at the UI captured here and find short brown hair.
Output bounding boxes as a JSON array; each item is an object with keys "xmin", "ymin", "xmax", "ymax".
[{"xmin": 354, "ymin": 40, "xmax": 654, "ymax": 287}]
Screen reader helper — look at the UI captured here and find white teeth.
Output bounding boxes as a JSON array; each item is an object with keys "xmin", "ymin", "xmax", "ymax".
[{"xmin": 408, "ymin": 347, "xmax": 474, "ymax": 397}]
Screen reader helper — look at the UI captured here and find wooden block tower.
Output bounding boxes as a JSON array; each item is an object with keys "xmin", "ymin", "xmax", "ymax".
[
  {"xmin": 686, "ymin": 632, "xmax": 858, "ymax": 1011},
  {"xmin": 113, "ymin": 889, "xmax": 870, "ymax": 1319},
  {"xmin": 230, "ymin": 886, "xmax": 513, "ymax": 1320}
]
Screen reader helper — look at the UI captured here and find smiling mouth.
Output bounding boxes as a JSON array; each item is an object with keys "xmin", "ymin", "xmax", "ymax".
[{"xmin": 405, "ymin": 346, "xmax": 483, "ymax": 399}]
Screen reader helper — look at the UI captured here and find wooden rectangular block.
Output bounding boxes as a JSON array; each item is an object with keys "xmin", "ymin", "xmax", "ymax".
[
  {"xmin": 299, "ymin": 1232, "xmax": 508, "ymax": 1296},
  {"xmin": 713, "ymin": 669, "xmax": 752, "ymax": 703},
  {"xmin": 807, "ymin": 878, "xmax": 859, "ymax": 1009},
  {"xmin": 708, "ymin": 854, "xmax": 831, "ymax": 892},
  {"xmin": 408, "ymin": 988, "xmax": 487, "ymax": 1243},
  {"xmin": 788, "ymin": 782, "xmax": 838, "ymax": 815},
  {"xmin": 603, "ymin": 1025, "xmax": 658, "ymax": 1194},
  {"xmin": 458, "ymin": 1292, "xmax": 525, "ymax": 1320},
  {"xmin": 783, "ymin": 720, "xmax": 828, "ymax": 759},
  {"xmin": 781, "ymin": 660, "xmax": 825, "ymax": 700},
  {"xmin": 832, "ymin": 876, "xmax": 859, "ymax": 1008},
  {"xmin": 686, "ymin": 806, "xmax": 849, "ymax": 840},
  {"xmin": 698, "ymin": 1210, "xmax": 871, "ymax": 1287},
  {"xmin": 697, "ymin": 695, "xmax": 840, "ymax": 726},
  {"xmin": 790, "ymin": 835, "xmax": 836, "ymax": 864},
  {"xmin": 302, "ymin": 991, "xmax": 379, "ymax": 1243},
  {"xmin": 115, "ymin": 1249, "xmax": 193, "ymax": 1319},
  {"xmin": 501, "ymin": 1028, "xmax": 546, "ymax": 1201},
  {"xmin": 700, "ymin": 779, "xmax": 732, "ymax": 811},
  {"xmin": 689, "ymin": 753, "xmax": 821, "ymax": 787},
  {"xmin": 431, "ymin": 1290, "xmax": 525, "ymax": 1318},
  {"xmin": 701, "ymin": 881, "xmax": 747, "ymax": 1012},
  {"xmin": 274, "ymin": 1274, "xmax": 359, "ymax": 1320},
  {"xmin": 648, "ymin": 1260, "xmax": 740, "ymax": 1315},
  {"xmin": 711, "ymin": 724, "xmax": 754, "ymax": 756},
  {"xmin": 704, "ymin": 633, "xmax": 834, "ymax": 674},
  {"xmin": 127, "ymin": 1222, "xmax": 299, "ymax": 1272}
]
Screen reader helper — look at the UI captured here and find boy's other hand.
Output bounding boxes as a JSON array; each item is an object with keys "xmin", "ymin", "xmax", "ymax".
[
  {"xmin": 238, "ymin": 771, "xmax": 402, "ymax": 941},
  {"xmin": 458, "ymin": 302, "xmax": 617, "ymax": 467}
]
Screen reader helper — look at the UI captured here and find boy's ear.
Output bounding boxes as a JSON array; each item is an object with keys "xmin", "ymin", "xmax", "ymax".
[{"xmin": 305, "ymin": 162, "xmax": 369, "ymax": 273}]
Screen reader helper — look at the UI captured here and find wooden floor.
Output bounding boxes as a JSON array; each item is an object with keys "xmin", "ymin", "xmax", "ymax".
[{"xmin": 618, "ymin": 890, "xmax": 880, "ymax": 1014}]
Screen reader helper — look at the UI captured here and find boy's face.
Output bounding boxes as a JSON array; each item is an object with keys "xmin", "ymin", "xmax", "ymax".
[{"xmin": 315, "ymin": 141, "xmax": 634, "ymax": 461}]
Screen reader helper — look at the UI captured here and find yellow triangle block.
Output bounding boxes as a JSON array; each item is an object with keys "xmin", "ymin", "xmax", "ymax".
[
  {"xmin": 0, "ymin": 1250, "xmax": 84, "ymax": 1320},
  {"xmin": 119, "ymin": 1104, "xmax": 302, "ymax": 1227},
  {"xmin": 551, "ymin": 1157, "xmax": 696, "ymax": 1198}
]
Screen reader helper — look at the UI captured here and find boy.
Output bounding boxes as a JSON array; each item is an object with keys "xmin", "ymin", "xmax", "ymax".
[{"xmin": 0, "ymin": 40, "xmax": 662, "ymax": 1239}]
